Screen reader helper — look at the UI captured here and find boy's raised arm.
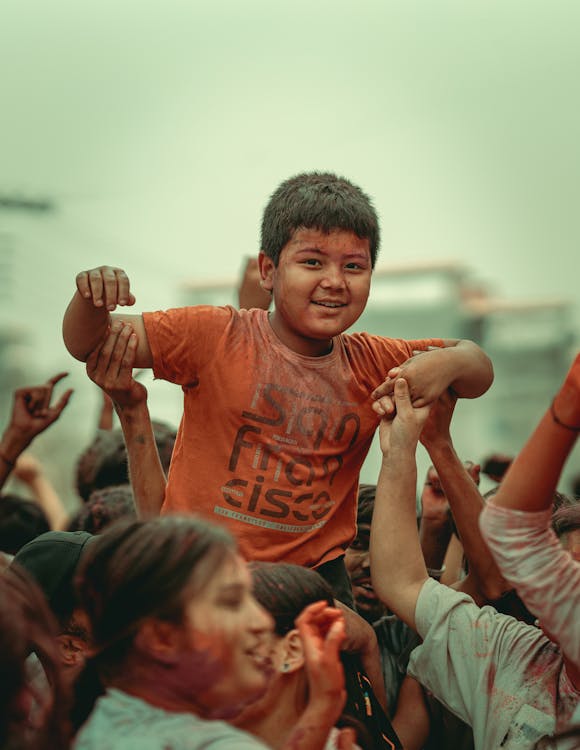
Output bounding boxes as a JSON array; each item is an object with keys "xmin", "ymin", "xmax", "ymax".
[
  {"xmin": 370, "ymin": 378, "xmax": 431, "ymax": 631},
  {"xmin": 372, "ymin": 339, "xmax": 494, "ymax": 413},
  {"xmin": 63, "ymin": 266, "xmax": 153, "ymax": 367}
]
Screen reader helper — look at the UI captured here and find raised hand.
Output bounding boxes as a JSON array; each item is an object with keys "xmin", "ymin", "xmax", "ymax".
[
  {"xmin": 76, "ymin": 266, "xmax": 136, "ymax": 312},
  {"xmin": 8, "ymin": 372, "xmax": 73, "ymax": 442},
  {"xmin": 86, "ymin": 321, "xmax": 147, "ymax": 411},
  {"xmin": 378, "ymin": 378, "xmax": 432, "ymax": 457},
  {"xmin": 296, "ymin": 600, "xmax": 346, "ymax": 711}
]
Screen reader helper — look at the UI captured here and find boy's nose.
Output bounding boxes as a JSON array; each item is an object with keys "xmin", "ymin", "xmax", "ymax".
[{"xmin": 320, "ymin": 266, "xmax": 346, "ymax": 289}]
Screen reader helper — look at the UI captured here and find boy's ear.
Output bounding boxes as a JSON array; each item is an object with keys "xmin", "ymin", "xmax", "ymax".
[
  {"xmin": 134, "ymin": 619, "xmax": 181, "ymax": 665},
  {"xmin": 279, "ymin": 628, "xmax": 304, "ymax": 674},
  {"xmin": 258, "ymin": 252, "xmax": 275, "ymax": 293}
]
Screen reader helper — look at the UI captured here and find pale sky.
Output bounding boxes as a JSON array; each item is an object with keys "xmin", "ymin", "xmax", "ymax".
[{"xmin": 1, "ymin": 0, "xmax": 579, "ymax": 501}]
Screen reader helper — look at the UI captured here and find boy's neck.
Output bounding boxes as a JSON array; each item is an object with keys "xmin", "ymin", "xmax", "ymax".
[{"xmin": 267, "ymin": 312, "xmax": 334, "ymax": 357}]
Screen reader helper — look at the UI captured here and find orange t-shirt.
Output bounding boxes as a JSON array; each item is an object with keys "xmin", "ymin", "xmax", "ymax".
[{"xmin": 143, "ymin": 306, "xmax": 442, "ymax": 568}]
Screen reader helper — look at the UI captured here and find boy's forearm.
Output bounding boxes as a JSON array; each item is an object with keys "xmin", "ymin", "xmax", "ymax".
[
  {"xmin": 115, "ymin": 402, "xmax": 167, "ymax": 517},
  {"xmin": 63, "ymin": 291, "xmax": 110, "ymax": 361},
  {"xmin": 442, "ymin": 340, "xmax": 494, "ymax": 399},
  {"xmin": 427, "ymin": 440, "xmax": 508, "ymax": 601}
]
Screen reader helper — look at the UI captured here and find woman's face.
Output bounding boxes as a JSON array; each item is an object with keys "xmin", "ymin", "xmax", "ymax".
[{"xmin": 175, "ymin": 554, "xmax": 275, "ymax": 719}]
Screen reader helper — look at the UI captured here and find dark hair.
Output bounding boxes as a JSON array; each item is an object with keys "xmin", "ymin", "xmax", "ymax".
[
  {"xmin": 552, "ymin": 501, "xmax": 580, "ymax": 539},
  {"xmin": 67, "ymin": 484, "xmax": 136, "ymax": 534},
  {"xmin": 76, "ymin": 515, "xmax": 235, "ymax": 680},
  {"xmin": 0, "ymin": 568, "xmax": 70, "ymax": 750},
  {"xmin": 249, "ymin": 562, "xmax": 334, "ymax": 636},
  {"xmin": 260, "ymin": 172, "xmax": 380, "ymax": 268},
  {"xmin": 75, "ymin": 421, "xmax": 176, "ymax": 502},
  {"xmin": 355, "ymin": 484, "xmax": 376, "ymax": 526},
  {"xmin": 250, "ymin": 562, "xmax": 395, "ymax": 750},
  {"xmin": 0, "ymin": 494, "xmax": 50, "ymax": 555}
]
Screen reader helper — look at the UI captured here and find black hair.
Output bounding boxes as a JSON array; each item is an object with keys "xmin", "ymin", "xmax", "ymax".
[
  {"xmin": 260, "ymin": 172, "xmax": 380, "ymax": 268},
  {"xmin": 67, "ymin": 484, "xmax": 136, "ymax": 534},
  {"xmin": 0, "ymin": 494, "xmax": 51, "ymax": 555},
  {"xmin": 75, "ymin": 421, "xmax": 176, "ymax": 502},
  {"xmin": 76, "ymin": 515, "xmax": 235, "ymax": 680},
  {"xmin": 249, "ymin": 561, "xmax": 334, "ymax": 636},
  {"xmin": 552, "ymin": 500, "xmax": 580, "ymax": 539},
  {"xmin": 355, "ymin": 484, "xmax": 376, "ymax": 527},
  {"xmin": 0, "ymin": 567, "xmax": 71, "ymax": 750}
]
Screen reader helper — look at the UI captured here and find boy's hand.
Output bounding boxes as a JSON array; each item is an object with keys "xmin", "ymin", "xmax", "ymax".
[
  {"xmin": 76, "ymin": 266, "xmax": 136, "ymax": 312},
  {"xmin": 86, "ymin": 321, "xmax": 147, "ymax": 411},
  {"xmin": 378, "ymin": 378, "xmax": 431, "ymax": 457},
  {"xmin": 372, "ymin": 348, "xmax": 453, "ymax": 415}
]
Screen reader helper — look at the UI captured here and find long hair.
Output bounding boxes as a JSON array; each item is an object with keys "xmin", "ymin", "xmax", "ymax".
[
  {"xmin": 0, "ymin": 568, "xmax": 71, "ymax": 750},
  {"xmin": 76, "ymin": 515, "xmax": 236, "ymax": 681}
]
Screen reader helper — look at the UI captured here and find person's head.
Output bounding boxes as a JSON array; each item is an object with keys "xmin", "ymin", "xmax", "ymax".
[
  {"xmin": 67, "ymin": 484, "xmax": 136, "ymax": 534},
  {"xmin": 77, "ymin": 516, "xmax": 273, "ymax": 719},
  {"xmin": 344, "ymin": 484, "xmax": 386, "ymax": 623},
  {"xmin": 0, "ymin": 494, "xmax": 50, "ymax": 555},
  {"xmin": 258, "ymin": 173, "xmax": 379, "ymax": 356},
  {"xmin": 552, "ymin": 501, "xmax": 580, "ymax": 562},
  {"xmin": 11, "ymin": 531, "xmax": 96, "ymax": 685},
  {"xmin": 75, "ymin": 421, "xmax": 176, "ymax": 502},
  {"xmin": 260, "ymin": 172, "xmax": 380, "ymax": 269},
  {"xmin": 234, "ymin": 562, "xmax": 334, "ymax": 725},
  {"xmin": 0, "ymin": 567, "xmax": 70, "ymax": 750}
]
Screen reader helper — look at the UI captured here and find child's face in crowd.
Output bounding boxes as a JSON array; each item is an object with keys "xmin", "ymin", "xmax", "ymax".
[
  {"xmin": 260, "ymin": 228, "xmax": 372, "ymax": 357},
  {"xmin": 345, "ymin": 522, "xmax": 386, "ymax": 623},
  {"xmin": 175, "ymin": 554, "xmax": 275, "ymax": 718}
]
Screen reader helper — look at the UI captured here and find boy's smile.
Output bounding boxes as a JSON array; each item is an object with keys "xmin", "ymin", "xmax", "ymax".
[{"xmin": 259, "ymin": 228, "xmax": 372, "ymax": 357}]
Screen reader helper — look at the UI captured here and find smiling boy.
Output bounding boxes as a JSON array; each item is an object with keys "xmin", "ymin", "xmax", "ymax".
[{"xmin": 63, "ymin": 172, "xmax": 493, "ymax": 603}]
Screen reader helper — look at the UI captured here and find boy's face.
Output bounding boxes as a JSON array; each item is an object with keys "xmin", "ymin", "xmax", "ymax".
[{"xmin": 259, "ymin": 228, "xmax": 372, "ymax": 357}]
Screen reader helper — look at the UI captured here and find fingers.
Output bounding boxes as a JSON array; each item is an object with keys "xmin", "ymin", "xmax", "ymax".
[
  {"xmin": 372, "ymin": 394, "xmax": 395, "ymax": 417},
  {"xmin": 76, "ymin": 266, "xmax": 135, "ymax": 311},
  {"xmin": 86, "ymin": 321, "xmax": 136, "ymax": 388}
]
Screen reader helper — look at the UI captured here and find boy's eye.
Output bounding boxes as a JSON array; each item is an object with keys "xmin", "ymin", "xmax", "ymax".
[
  {"xmin": 345, "ymin": 262, "xmax": 363, "ymax": 270},
  {"xmin": 302, "ymin": 258, "xmax": 322, "ymax": 267}
]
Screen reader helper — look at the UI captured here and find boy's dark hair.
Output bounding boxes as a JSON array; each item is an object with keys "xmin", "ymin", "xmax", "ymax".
[
  {"xmin": 0, "ymin": 494, "xmax": 51, "ymax": 555},
  {"xmin": 76, "ymin": 516, "xmax": 235, "ymax": 681},
  {"xmin": 75, "ymin": 420, "xmax": 176, "ymax": 502},
  {"xmin": 261, "ymin": 172, "xmax": 380, "ymax": 268}
]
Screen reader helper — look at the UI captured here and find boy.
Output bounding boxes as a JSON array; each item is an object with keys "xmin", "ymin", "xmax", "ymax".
[{"xmin": 63, "ymin": 172, "xmax": 493, "ymax": 600}]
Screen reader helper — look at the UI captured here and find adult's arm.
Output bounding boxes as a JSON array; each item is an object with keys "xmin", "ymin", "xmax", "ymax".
[
  {"xmin": 85, "ymin": 321, "xmax": 166, "ymax": 516},
  {"xmin": 480, "ymin": 353, "xmax": 580, "ymax": 666},
  {"xmin": 421, "ymin": 391, "xmax": 509, "ymax": 603},
  {"xmin": 0, "ymin": 373, "xmax": 72, "ymax": 491},
  {"xmin": 63, "ymin": 266, "xmax": 153, "ymax": 367},
  {"xmin": 370, "ymin": 378, "xmax": 431, "ymax": 631}
]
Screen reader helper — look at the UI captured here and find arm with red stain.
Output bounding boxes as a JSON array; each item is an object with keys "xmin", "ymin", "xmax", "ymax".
[{"xmin": 480, "ymin": 353, "xmax": 580, "ymax": 668}]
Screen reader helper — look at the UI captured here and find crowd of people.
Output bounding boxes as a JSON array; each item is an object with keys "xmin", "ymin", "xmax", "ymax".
[{"xmin": 0, "ymin": 172, "xmax": 578, "ymax": 749}]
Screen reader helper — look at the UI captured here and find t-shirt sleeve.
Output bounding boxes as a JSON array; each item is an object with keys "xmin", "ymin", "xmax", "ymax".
[
  {"xmin": 408, "ymin": 578, "xmax": 540, "ymax": 733},
  {"xmin": 480, "ymin": 502, "xmax": 580, "ymax": 668},
  {"xmin": 142, "ymin": 305, "xmax": 235, "ymax": 386}
]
